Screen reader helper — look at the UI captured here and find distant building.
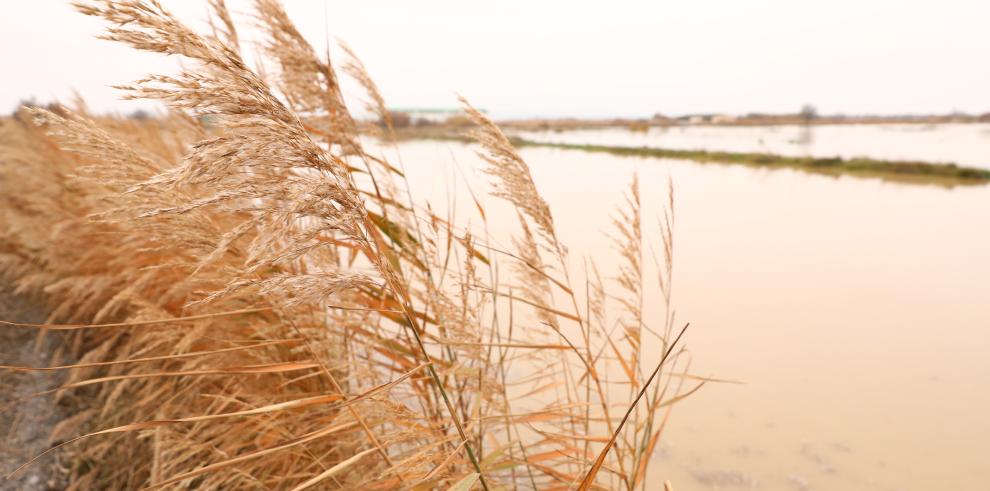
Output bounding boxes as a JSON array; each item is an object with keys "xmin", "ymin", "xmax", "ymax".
[
  {"xmin": 676, "ymin": 113, "xmax": 735, "ymax": 124},
  {"xmin": 650, "ymin": 113, "xmax": 676, "ymax": 125},
  {"xmin": 388, "ymin": 108, "xmax": 478, "ymax": 125}
]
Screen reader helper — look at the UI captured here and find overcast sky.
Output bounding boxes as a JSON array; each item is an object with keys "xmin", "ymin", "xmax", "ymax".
[{"xmin": 3, "ymin": 0, "xmax": 990, "ymax": 118}]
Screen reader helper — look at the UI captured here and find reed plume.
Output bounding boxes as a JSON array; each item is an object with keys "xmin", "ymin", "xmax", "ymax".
[{"xmin": 0, "ymin": 1, "xmax": 705, "ymax": 489}]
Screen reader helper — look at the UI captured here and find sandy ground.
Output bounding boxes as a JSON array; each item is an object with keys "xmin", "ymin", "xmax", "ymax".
[{"xmin": 0, "ymin": 289, "xmax": 72, "ymax": 490}]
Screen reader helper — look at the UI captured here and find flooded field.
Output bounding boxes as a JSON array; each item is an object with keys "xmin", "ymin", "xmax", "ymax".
[
  {"xmin": 512, "ymin": 124, "xmax": 990, "ymax": 169},
  {"xmin": 392, "ymin": 137, "xmax": 990, "ymax": 491},
  {"xmin": 5, "ymin": 0, "xmax": 989, "ymax": 488}
]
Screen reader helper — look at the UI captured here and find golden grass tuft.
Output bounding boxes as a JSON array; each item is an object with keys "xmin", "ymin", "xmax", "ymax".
[{"xmin": 0, "ymin": 1, "xmax": 703, "ymax": 489}]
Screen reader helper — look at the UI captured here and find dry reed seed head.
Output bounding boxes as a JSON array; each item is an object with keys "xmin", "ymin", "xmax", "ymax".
[
  {"xmin": 74, "ymin": 1, "xmax": 377, "ymax": 308},
  {"xmin": 511, "ymin": 212, "xmax": 559, "ymax": 331},
  {"xmin": 28, "ymin": 108, "xmax": 163, "ymax": 181},
  {"xmin": 661, "ymin": 176, "xmax": 676, "ymax": 278},
  {"xmin": 256, "ymin": 272, "xmax": 379, "ymax": 308},
  {"xmin": 587, "ymin": 261, "xmax": 608, "ymax": 332},
  {"xmin": 75, "ymin": 0, "xmax": 359, "ymax": 176},
  {"xmin": 0, "ymin": 1, "xmax": 695, "ymax": 489},
  {"xmin": 339, "ymin": 41, "xmax": 391, "ymax": 130},
  {"xmin": 207, "ymin": 0, "xmax": 240, "ymax": 52},
  {"xmin": 459, "ymin": 231, "xmax": 479, "ymax": 316},
  {"xmin": 254, "ymin": 0, "xmax": 362, "ymax": 155},
  {"xmin": 459, "ymin": 96, "xmax": 558, "ymax": 248},
  {"xmin": 75, "ymin": 1, "xmax": 231, "ymax": 65},
  {"xmin": 611, "ymin": 173, "xmax": 644, "ymax": 352},
  {"xmin": 27, "ymin": 110, "xmax": 231, "ymax": 257}
]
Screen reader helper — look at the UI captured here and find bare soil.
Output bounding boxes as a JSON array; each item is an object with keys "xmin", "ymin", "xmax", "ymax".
[{"xmin": 0, "ymin": 289, "xmax": 72, "ymax": 490}]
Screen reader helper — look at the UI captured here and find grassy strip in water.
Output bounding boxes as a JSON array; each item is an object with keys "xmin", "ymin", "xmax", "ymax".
[
  {"xmin": 513, "ymin": 140, "xmax": 990, "ymax": 186},
  {"xmin": 392, "ymin": 128, "xmax": 990, "ymax": 187}
]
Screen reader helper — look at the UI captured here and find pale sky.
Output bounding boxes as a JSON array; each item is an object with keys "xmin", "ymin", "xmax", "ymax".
[{"xmin": 3, "ymin": 0, "xmax": 990, "ymax": 118}]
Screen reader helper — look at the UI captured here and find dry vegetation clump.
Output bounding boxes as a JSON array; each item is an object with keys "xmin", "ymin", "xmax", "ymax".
[{"xmin": 0, "ymin": 1, "xmax": 702, "ymax": 489}]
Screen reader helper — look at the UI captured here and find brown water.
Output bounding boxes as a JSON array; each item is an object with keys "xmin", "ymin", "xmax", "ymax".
[
  {"xmin": 385, "ymin": 137, "xmax": 990, "ymax": 491},
  {"xmin": 513, "ymin": 124, "xmax": 990, "ymax": 168}
]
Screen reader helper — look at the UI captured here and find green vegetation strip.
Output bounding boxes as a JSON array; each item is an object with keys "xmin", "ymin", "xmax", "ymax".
[
  {"xmin": 512, "ymin": 139, "xmax": 990, "ymax": 185},
  {"xmin": 393, "ymin": 128, "xmax": 990, "ymax": 186}
]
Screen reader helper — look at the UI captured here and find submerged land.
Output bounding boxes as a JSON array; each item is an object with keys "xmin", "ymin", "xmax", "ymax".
[
  {"xmin": 515, "ymin": 140, "xmax": 990, "ymax": 187},
  {"xmin": 391, "ymin": 125, "xmax": 990, "ymax": 188}
]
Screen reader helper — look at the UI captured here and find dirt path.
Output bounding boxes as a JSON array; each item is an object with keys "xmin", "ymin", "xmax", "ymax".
[{"xmin": 0, "ymin": 289, "xmax": 71, "ymax": 490}]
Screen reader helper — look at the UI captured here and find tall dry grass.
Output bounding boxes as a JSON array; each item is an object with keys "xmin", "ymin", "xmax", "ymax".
[{"xmin": 0, "ymin": 1, "xmax": 702, "ymax": 489}]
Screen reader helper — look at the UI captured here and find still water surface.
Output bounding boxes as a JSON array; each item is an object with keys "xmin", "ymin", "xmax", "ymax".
[{"xmin": 389, "ymin": 135, "xmax": 990, "ymax": 491}]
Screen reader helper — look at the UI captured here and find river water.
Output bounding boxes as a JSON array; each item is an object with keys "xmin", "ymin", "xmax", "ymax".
[{"xmin": 385, "ymin": 130, "xmax": 990, "ymax": 490}]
